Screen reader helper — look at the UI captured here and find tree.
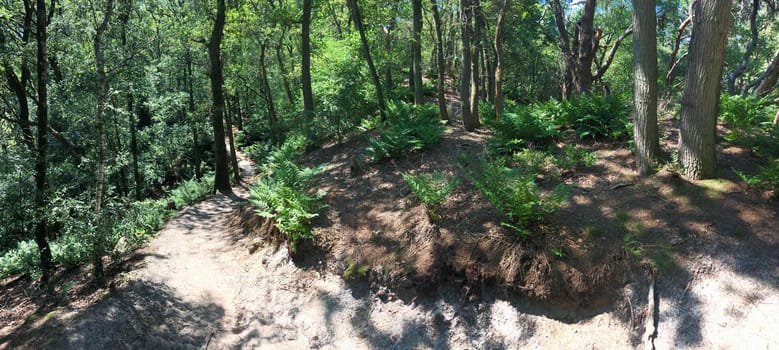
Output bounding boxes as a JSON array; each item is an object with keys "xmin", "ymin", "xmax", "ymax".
[
  {"xmin": 301, "ymin": 0, "xmax": 315, "ymax": 125},
  {"xmin": 412, "ymin": 0, "xmax": 424, "ymax": 105},
  {"xmin": 550, "ymin": 0, "xmax": 632, "ymax": 97},
  {"xmin": 431, "ymin": 0, "xmax": 448, "ymax": 122},
  {"xmin": 632, "ymin": 0, "xmax": 660, "ymax": 176},
  {"xmin": 493, "ymin": 0, "xmax": 509, "ymax": 119},
  {"xmin": 347, "ymin": 0, "xmax": 387, "ymax": 121},
  {"xmin": 92, "ymin": 0, "xmax": 115, "ymax": 285},
  {"xmin": 679, "ymin": 0, "xmax": 732, "ymax": 179},
  {"xmin": 34, "ymin": 0, "xmax": 54, "ymax": 284},
  {"xmin": 208, "ymin": 0, "xmax": 231, "ymax": 192},
  {"xmin": 460, "ymin": 0, "xmax": 477, "ymax": 131},
  {"xmin": 727, "ymin": 0, "xmax": 759, "ymax": 95}
]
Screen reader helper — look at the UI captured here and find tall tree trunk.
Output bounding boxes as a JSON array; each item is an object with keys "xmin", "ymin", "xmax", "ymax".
[
  {"xmin": 632, "ymin": 0, "xmax": 659, "ymax": 176},
  {"xmin": 260, "ymin": 42, "xmax": 279, "ymax": 142},
  {"xmin": 234, "ymin": 93, "xmax": 244, "ymax": 131},
  {"xmin": 275, "ymin": 36, "xmax": 295, "ymax": 106},
  {"xmin": 223, "ymin": 92, "xmax": 240, "ymax": 183},
  {"xmin": 92, "ymin": 0, "xmax": 114, "ymax": 286},
  {"xmin": 752, "ymin": 49, "xmax": 779, "ymax": 96},
  {"xmin": 469, "ymin": 0, "xmax": 483, "ymax": 125},
  {"xmin": 128, "ymin": 92, "xmax": 142, "ymax": 197},
  {"xmin": 727, "ymin": 0, "xmax": 759, "ymax": 95},
  {"xmin": 34, "ymin": 0, "xmax": 53, "ymax": 284},
  {"xmin": 185, "ymin": 49, "xmax": 202, "ymax": 180},
  {"xmin": 460, "ymin": 0, "xmax": 476, "ymax": 131},
  {"xmin": 574, "ymin": 0, "xmax": 596, "ymax": 94},
  {"xmin": 301, "ymin": 0, "xmax": 315, "ymax": 125},
  {"xmin": 384, "ymin": 23, "xmax": 393, "ymax": 91},
  {"xmin": 3, "ymin": 0, "xmax": 34, "ymax": 151},
  {"xmin": 679, "ymin": 0, "xmax": 732, "ymax": 179},
  {"xmin": 431, "ymin": 0, "xmax": 449, "ymax": 122},
  {"xmin": 412, "ymin": 0, "xmax": 424, "ymax": 105},
  {"xmin": 209, "ymin": 0, "xmax": 231, "ymax": 192},
  {"xmin": 347, "ymin": 0, "xmax": 387, "ymax": 121},
  {"xmin": 494, "ymin": 0, "xmax": 508, "ymax": 119}
]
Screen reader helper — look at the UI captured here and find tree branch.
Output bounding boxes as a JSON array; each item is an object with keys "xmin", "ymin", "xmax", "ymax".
[{"xmin": 592, "ymin": 26, "xmax": 633, "ymax": 81}]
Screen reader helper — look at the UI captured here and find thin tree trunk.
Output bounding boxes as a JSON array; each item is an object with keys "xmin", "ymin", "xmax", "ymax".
[
  {"xmin": 185, "ymin": 49, "xmax": 202, "ymax": 180},
  {"xmin": 412, "ymin": 0, "xmax": 424, "ymax": 105},
  {"xmin": 275, "ymin": 36, "xmax": 295, "ymax": 106},
  {"xmin": 260, "ymin": 42, "xmax": 279, "ymax": 142},
  {"xmin": 751, "ymin": 49, "xmax": 779, "ymax": 96},
  {"xmin": 460, "ymin": 0, "xmax": 476, "ymax": 131},
  {"xmin": 223, "ymin": 93, "xmax": 240, "ymax": 183},
  {"xmin": 234, "ymin": 93, "xmax": 244, "ymax": 131},
  {"xmin": 348, "ymin": 0, "xmax": 387, "ymax": 121},
  {"xmin": 632, "ymin": 0, "xmax": 659, "ymax": 176},
  {"xmin": 128, "ymin": 92, "xmax": 142, "ymax": 197},
  {"xmin": 34, "ymin": 0, "xmax": 53, "ymax": 284},
  {"xmin": 431, "ymin": 0, "xmax": 449, "ymax": 121},
  {"xmin": 469, "ymin": 0, "xmax": 483, "ymax": 125},
  {"xmin": 727, "ymin": 0, "xmax": 759, "ymax": 95},
  {"xmin": 3, "ymin": 0, "xmax": 34, "ymax": 151},
  {"xmin": 209, "ymin": 0, "xmax": 231, "ymax": 192},
  {"xmin": 302, "ymin": 0, "xmax": 315, "ymax": 125},
  {"xmin": 679, "ymin": 0, "xmax": 732, "ymax": 179},
  {"xmin": 93, "ymin": 0, "xmax": 114, "ymax": 286},
  {"xmin": 494, "ymin": 0, "xmax": 508, "ymax": 119}
]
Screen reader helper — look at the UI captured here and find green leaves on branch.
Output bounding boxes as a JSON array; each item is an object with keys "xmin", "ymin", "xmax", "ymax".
[{"xmin": 366, "ymin": 101, "xmax": 445, "ymax": 162}]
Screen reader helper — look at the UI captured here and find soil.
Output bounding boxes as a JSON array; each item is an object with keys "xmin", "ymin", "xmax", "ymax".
[{"xmin": 1, "ymin": 117, "xmax": 777, "ymax": 349}]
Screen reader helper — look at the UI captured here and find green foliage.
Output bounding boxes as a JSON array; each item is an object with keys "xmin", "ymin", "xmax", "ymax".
[
  {"xmin": 249, "ymin": 137, "xmax": 326, "ymax": 251},
  {"xmin": 403, "ymin": 171, "xmax": 458, "ymax": 220},
  {"xmin": 554, "ymin": 145, "xmax": 599, "ymax": 171},
  {"xmin": 719, "ymin": 94, "xmax": 776, "ymax": 140},
  {"xmin": 170, "ymin": 177, "xmax": 214, "ymax": 209},
  {"xmin": 737, "ymin": 159, "xmax": 779, "ymax": 190},
  {"xmin": 561, "ymin": 94, "xmax": 632, "ymax": 140},
  {"xmin": 366, "ymin": 101, "xmax": 445, "ymax": 161},
  {"xmin": 485, "ymin": 105, "xmax": 561, "ymax": 154},
  {"xmin": 511, "ymin": 149, "xmax": 554, "ymax": 175},
  {"xmin": 0, "ymin": 240, "xmax": 41, "ymax": 278},
  {"xmin": 465, "ymin": 158, "xmax": 569, "ymax": 237}
]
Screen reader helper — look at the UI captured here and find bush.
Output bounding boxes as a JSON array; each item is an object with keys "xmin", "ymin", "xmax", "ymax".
[
  {"xmin": 249, "ymin": 137, "xmax": 326, "ymax": 251},
  {"xmin": 485, "ymin": 106, "xmax": 561, "ymax": 154},
  {"xmin": 738, "ymin": 158, "xmax": 779, "ymax": 191},
  {"xmin": 403, "ymin": 171, "xmax": 459, "ymax": 220},
  {"xmin": 554, "ymin": 145, "xmax": 598, "ymax": 171},
  {"xmin": 465, "ymin": 158, "xmax": 569, "ymax": 237},
  {"xmin": 560, "ymin": 94, "xmax": 631, "ymax": 140},
  {"xmin": 366, "ymin": 101, "xmax": 445, "ymax": 161},
  {"xmin": 169, "ymin": 176, "xmax": 214, "ymax": 209},
  {"xmin": 719, "ymin": 94, "xmax": 776, "ymax": 140},
  {"xmin": 0, "ymin": 240, "xmax": 41, "ymax": 278}
]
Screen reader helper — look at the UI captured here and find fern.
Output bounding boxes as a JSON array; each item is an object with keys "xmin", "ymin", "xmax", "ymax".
[{"xmin": 403, "ymin": 171, "xmax": 458, "ymax": 220}]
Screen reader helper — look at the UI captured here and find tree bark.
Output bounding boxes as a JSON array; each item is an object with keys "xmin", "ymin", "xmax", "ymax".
[
  {"xmin": 460, "ymin": 0, "xmax": 476, "ymax": 131},
  {"xmin": 679, "ymin": 0, "xmax": 732, "ymax": 179},
  {"xmin": 3, "ymin": 0, "xmax": 34, "ymax": 151},
  {"xmin": 751, "ymin": 49, "xmax": 779, "ymax": 96},
  {"xmin": 727, "ymin": 0, "xmax": 759, "ymax": 95},
  {"xmin": 469, "ymin": 0, "xmax": 483, "ymax": 125},
  {"xmin": 412, "ymin": 0, "xmax": 424, "ymax": 105},
  {"xmin": 34, "ymin": 0, "xmax": 53, "ymax": 284},
  {"xmin": 431, "ymin": 0, "xmax": 449, "ymax": 121},
  {"xmin": 493, "ymin": 0, "xmax": 508, "ymax": 119},
  {"xmin": 260, "ymin": 42, "xmax": 279, "ymax": 142},
  {"xmin": 185, "ymin": 48, "xmax": 202, "ymax": 180},
  {"xmin": 127, "ymin": 91, "xmax": 142, "ymax": 198},
  {"xmin": 347, "ymin": 0, "xmax": 387, "ymax": 121},
  {"xmin": 223, "ymin": 92, "xmax": 240, "ymax": 183},
  {"xmin": 275, "ymin": 34, "xmax": 295, "ymax": 106},
  {"xmin": 301, "ymin": 0, "xmax": 315, "ymax": 124},
  {"xmin": 209, "ymin": 0, "xmax": 231, "ymax": 192},
  {"xmin": 632, "ymin": 0, "xmax": 660, "ymax": 176}
]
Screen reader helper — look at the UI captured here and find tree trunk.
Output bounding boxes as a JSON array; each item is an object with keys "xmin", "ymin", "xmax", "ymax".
[
  {"xmin": 460, "ymin": 0, "xmax": 476, "ymax": 131},
  {"xmin": 574, "ymin": 0, "xmax": 596, "ymax": 94},
  {"xmin": 128, "ymin": 92, "xmax": 143, "ymax": 197},
  {"xmin": 632, "ymin": 0, "xmax": 659, "ymax": 176},
  {"xmin": 412, "ymin": 0, "xmax": 424, "ymax": 105},
  {"xmin": 679, "ymin": 0, "xmax": 732, "ymax": 179},
  {"xmin": 223, "ymin": 95, "xmax": 240, "ymax": 183},
  {"xmin": 347, "ymin": 0, "xmax": 387, "ymax": 121},
  {"xmin": 301, "ymin": 0, "xmax": 315, "ymax": 125},
  {"xmin": 727, "ymin": 0, "xmax": 759, "ymax": 95},
  {"xmin": 3, "ymin": 0, "xmax": 34, "ymax": 151},
  {"xmin": 469, "ymin": 0, "xmax": 483, "ymax": 125},
  {"xmin": 92, "ymin": 0, "xmax": 114, "ymax": 286},
  {"xmin": 209, "ymin": 0, "xmax": 231, "ymax": 192},
  {"xmin": 185, "ymin": 49, "xmax": 202, "ymax": 180},
  {"xmin": 234, "ymin": 93, "xmax": 244, "ymax": 131},
  {"xmin": 431, "ymin": 0, "xmax": 449, "ymax": 122},
  {"xmin": 494, "ymin": 0, "xmax": 508, "ymax": 118},
  {"xmin": 34, "ymin": 0, "xmax": 53, "ymax": 284},
  {"xmin": 752, "ymin": 49, "xmax": 779, "ymax": 96},
  {"xmin": 260, "ymin": 42, "xmax": 279, "ymax": 142},
  {"xmin": 275, "ymin": 37, "xmax": 295, "ymax": 106}
]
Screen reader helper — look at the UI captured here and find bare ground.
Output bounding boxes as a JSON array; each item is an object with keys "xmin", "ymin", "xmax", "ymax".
[{"xmin": 1, "ymin": 120, "xmax": 778, "ymax": 349}]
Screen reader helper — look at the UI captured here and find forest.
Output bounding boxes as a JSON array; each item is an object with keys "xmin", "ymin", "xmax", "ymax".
[{"xmin": 1, "ymin": 0, "xmax": 778, "ymax": 348}]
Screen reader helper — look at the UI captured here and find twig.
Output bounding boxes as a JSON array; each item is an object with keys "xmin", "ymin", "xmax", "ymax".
[{"xmin": 610, "ymin": 183, "xmax": 635, "ymax": 190}]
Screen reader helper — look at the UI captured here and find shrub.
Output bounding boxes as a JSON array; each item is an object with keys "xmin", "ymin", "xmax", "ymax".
[
  {"xmin": 403, "ymin": 171, "xmax": 459, "ymax": 221},
  {"xmin": 554, "ymin": 145, "xmax": 598, "ymax": 172},
  {"xmin": 0, "ymin": 240, "xmax": 41, "ymax": 278},
  {"xmin": 485, "ymin": 106, "xmax": 561, "ymax": 154},
  {"xmin": 250, "ymin": 136, "xmax": 326, "ymax": 251},
  {"xmin": 465, "ymin": 158, "xmax": 569, "ymax": 237},
  {"xmin": 561, "ymin": 94, "xmax": 631, "ymax": 140},
  {"xmin": 366, "ymin": 101, "xmax": 445, "ymax": 161},
  {"xmin": 169, "ymin": 176, "xmax": 214, "ymax": 209},
  {"xmin": 719, "ymin": 94, "xmax": 776, "ymax": 140},
  {"xmin": 737, "ymin": 158, "xmax": 779, "ymax": 191}
]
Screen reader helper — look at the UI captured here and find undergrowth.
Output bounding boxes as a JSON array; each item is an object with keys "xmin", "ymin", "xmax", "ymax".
[
  {"xmin": 249, "ymin": 134, "xmax": 326, "ymax": 252},
  {"xmin": 366, "ymin": 101, "xmax": 445, "ymax": 161},
  {"xmin": 403, "ymin": 171, "xmax": 459, "ymax": 221}
]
